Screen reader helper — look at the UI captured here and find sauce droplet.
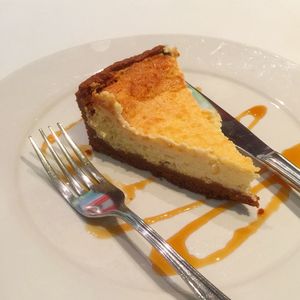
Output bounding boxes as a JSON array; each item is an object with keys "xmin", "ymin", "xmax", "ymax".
[{"xmin": 257, "ymin": 208, "xmax": 265, "ymax": 215}]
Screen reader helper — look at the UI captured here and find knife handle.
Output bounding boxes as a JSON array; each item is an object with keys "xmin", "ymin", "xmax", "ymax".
[{"xmin": 258, "ymin": 151, "xmax": 300, "ymax": 192}]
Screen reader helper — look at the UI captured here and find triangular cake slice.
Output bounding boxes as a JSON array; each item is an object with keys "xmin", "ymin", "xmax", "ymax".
[{"xmin": 76, "ymin": 45, "xmax": 259, "ymax": 206}]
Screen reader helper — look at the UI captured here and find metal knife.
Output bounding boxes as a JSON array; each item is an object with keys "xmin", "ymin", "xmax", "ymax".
[{"xmin": 187, "ymin": 83, "xmax": 300, "ymax": 193}]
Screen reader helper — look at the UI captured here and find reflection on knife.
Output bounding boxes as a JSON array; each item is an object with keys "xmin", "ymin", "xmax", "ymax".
[{"xmin": 187, "ymin": 83, "xmax": 300, "ymax": 193}]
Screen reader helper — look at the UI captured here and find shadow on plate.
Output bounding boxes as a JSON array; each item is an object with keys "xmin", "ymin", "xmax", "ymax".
[{"xmin": 86, "ymin": 216, "xmax": 198, "ymax": 299}]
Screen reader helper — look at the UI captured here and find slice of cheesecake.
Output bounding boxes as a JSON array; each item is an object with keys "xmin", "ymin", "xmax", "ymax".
[{"xmin": 76, "ymin": 45, "xmax": 259, "ymax": 206}]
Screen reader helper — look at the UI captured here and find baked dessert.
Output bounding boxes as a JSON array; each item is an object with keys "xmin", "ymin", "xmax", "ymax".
[{"xmin": 76, "ymin": 45, "xmax": 259, "ymax": 206}]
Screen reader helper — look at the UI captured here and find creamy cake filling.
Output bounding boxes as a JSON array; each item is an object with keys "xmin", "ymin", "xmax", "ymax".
[{"xmin": 86, "ymin": 90, "xmax": 257, "ymax": 193}]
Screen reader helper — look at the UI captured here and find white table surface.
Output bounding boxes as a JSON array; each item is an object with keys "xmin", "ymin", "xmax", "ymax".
[{"xmin": 1, "ymin": 0, "xmax": 300, "ymax": 80}]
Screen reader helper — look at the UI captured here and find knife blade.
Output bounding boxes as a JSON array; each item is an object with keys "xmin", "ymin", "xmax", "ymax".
[{"xmin": 187, "ymin": 82, "xmax": 300, "ymax": 193}]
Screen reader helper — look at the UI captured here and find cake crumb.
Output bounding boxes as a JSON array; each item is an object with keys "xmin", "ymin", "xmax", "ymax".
[
  {"xmin": 257, "ymin": 208, "xmax": 265, "ymax": 216},
  {"xmin": 79, "ymin": 144, "xmax": 93, "ymax": 158}
]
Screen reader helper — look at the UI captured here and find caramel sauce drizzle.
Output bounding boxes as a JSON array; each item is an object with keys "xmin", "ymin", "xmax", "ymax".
[
  {"xmin": 122, "ymin": 178, "xmax": 154, "ymax": 203},
  {"xmin": 60, "ymin": 105, "xmax": 298, "ymax": 276},
  {"xmin": 282, "ymin": 143, "xmax": 300, "ymax": 168},
  {"xmin": 235, "ymin": 105, "xmax": 267, "ymax": 129},
  {"xmin": 149, "ymin": 174, "xmax": 290, "ymax": 275},
  {"xmin": 87, "ymin": 199, "xmax": 204, "ymax": 239}
]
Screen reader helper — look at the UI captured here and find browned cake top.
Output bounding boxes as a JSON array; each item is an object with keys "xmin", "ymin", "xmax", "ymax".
[
  {"xmin": 76, "ymin": 46, "xmax": 257, "ymax": 168},
  {"xmin": 76, "ymin": 45, "xmax": 168, "ymax": 103}
]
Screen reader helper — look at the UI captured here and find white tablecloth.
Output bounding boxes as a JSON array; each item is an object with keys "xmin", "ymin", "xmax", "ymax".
[{"xmin": 1, "ymin": 0, "xmax": 300, "ymax": 80}]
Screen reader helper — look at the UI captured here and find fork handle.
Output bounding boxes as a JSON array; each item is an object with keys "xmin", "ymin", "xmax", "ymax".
[{"xmin": 117, "ymin": 206, "xmax": 230, "ymax": 300}]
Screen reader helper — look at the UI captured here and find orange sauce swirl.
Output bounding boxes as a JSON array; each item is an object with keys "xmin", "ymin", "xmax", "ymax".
[{"xmin": 149, "ymin": 174, "xmax": 290, "ymax": 275}]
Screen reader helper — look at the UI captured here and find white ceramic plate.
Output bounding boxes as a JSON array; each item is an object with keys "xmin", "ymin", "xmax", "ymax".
[{"xmin": 1, "ymin": 35, "xmax": 299, "ymax": 300}]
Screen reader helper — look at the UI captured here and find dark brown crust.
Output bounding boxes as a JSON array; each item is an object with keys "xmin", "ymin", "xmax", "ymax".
[
  {"xmin": 85, "ymin": 125, "xmax": 259, "ymax": 207},
  {"xmin": 76, "ymin": 45, "xmax": 165, "ymax": 104}
]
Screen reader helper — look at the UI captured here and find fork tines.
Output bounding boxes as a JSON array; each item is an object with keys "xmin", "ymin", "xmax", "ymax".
[{"xmin": 29, "ymin": 123, "xmax": 104, "ymax": 202}]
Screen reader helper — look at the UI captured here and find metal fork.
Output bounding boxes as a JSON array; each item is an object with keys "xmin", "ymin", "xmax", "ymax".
[{"xmin": 29, "ymin": 123, "xmax": 230, "ymax": 300}]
